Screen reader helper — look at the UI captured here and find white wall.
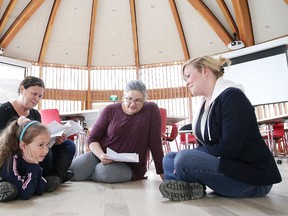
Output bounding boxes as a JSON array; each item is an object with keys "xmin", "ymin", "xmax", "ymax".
[
  {"xmin": 223, "ymin": 53, "xmax": 288, "ymax": 105},
  {"xmin": 219, "ymin": 37, "xmax": 288, "ymax": 106}
]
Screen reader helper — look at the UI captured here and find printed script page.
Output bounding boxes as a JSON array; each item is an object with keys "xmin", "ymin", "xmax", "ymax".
[
  {"xmin": 46, "ymin": 120, "xmax": 82, "ymax": 137},
  {"xmin": 106, "ymin": 148, "xmax": 139, "ymax": 163}
]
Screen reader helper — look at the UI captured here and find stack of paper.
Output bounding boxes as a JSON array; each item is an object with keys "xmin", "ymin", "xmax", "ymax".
[
  {"xmin": 46, "ymin": 120, "xmax": 82, "ymax": 147},
  {"xmin": 106, "ymin": 148, "xmax": 139, "ymax": 163},
  {"xmin": 47, "ymin": 120, "xmax": 82, "ymax": 137}
]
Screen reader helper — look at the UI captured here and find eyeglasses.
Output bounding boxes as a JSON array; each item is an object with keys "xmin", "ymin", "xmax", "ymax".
[{"xmin": 125, "ymin": 97, "xmax": 144, "ymax": 105}]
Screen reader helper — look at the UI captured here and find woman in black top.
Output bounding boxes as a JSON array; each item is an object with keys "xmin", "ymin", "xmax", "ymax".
[
  {"xmin": 0, "ymin": 76, "xmax": 76, "ymax": 195},
  {"xmin": 159, "ymin": 56, "xmax": 282, "ymax": 202}
]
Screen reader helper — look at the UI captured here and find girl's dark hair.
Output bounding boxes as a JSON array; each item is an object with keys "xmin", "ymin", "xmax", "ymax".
[
  {"xmin": 18, "ymin": 76, "xmax": 45, "ymax": 93},
  {"xmin": 0, "ymin": 119, "xmax": 49, "ymax": 168}
]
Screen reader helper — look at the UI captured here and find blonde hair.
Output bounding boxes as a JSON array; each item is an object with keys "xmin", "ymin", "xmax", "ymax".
[{"xmin": 181, "ymin": 56, "xmax": 231, "ymax": 79}]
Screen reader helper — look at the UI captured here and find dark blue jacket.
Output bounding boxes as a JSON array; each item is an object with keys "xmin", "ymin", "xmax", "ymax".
[
  {"xmin": 1, "ymin": 154, "xmax": 47, "ymax": 200},
  {"xmin": 193, "ymin": 78, "xmax": 282, "ymax": 185}
]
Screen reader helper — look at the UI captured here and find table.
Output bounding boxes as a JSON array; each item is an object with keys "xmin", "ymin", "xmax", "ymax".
[
  {"xmin": 257, "ymin": 115, "xmax": 288, "ymax": 162},
  {"xmin": 60, "ymin": 109, "xmax": 101, "ymax": 130},
  {"xmin": 257, "ymin": 115, "xmax": 288, "ymax": 125},
  {"xmin": 166, "ymin": 116, "xmax": 187, "ymax": 125}
]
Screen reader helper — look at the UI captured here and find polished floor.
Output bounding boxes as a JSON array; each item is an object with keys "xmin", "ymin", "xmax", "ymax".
[{"xmin": 1, "ymin": 157, "xmax": 288, "ymax": 216}]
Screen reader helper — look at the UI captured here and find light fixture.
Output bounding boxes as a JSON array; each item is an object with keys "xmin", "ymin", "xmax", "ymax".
[{"xmin": 0, "ymin": 47, "xmax": 4, "ymax": 54}]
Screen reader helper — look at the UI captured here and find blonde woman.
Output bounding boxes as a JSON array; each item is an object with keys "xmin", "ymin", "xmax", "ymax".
[{"xmin": 159, "ymin": 56, "xmax": 282, "ymax": 201}]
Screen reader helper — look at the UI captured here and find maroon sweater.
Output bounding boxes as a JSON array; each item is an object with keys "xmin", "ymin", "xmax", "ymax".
[{"xmin": 87, "ymin": 102, "xmax": 164, "ymax": 180}]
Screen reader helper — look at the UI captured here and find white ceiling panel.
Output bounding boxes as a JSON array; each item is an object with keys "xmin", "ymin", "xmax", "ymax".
[{"xmin": 0, "ymin": 0, "xmax": 287, "ymax": 67}]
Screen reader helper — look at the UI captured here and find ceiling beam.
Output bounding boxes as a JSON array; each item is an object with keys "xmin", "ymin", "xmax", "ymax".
[
  {"xmin": 86, "ymin": 0, "xmax": 99, "ymax": 110},
  {"xmin": 38, "ymin": 0, "xmax": 61, "ymax": 64},
  {"xmin": 0, "ymin": 0, "xmax": 45, "ymax": 48},
  {"xmin": 87, "ymin": 0, "xmax": 98, "ymax": 68},
  {"xmin": 0, "ymin": 0, "xmax": 3, "ymax": 8},
  {"xmin": 284, "ymin": 0, "xmax": 288, "ymax": 5},
  {"xmin": 232, "ymin": 0, "xmax": 254, "ymax": 46},
  {"xmin": 129, "ymin": 0, "xmax": 140, "ymax": 74},
  {"xmin": 169, "ymin": 0, "xmax": 190, "ymax": 60},
  {"xmin": 187, "ymin": 0, "xmax": 232, "ymax": 46},
  {"xmin": 216, "ymin": 0, "xmax": 238, "ymax": 36},
  {"xmin": 0, "ymin": 0, "xmax": 18, "ymax": 35}
]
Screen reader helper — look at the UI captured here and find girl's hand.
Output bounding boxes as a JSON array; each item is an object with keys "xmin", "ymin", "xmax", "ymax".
[
  {"xmin": 99, "ymin": 153, "xmax": 113, "ymax": 165},
  {"xmin": 22, "ymin": 145, "xmax": 38, "ymax": 164}
]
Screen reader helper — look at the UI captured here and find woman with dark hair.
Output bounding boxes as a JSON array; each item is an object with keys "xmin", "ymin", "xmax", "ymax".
[{"xmin": 0, "ymin": 76, "xmax": 76, "ymax": 196}]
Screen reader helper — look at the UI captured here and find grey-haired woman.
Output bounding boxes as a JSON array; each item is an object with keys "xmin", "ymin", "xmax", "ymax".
[{"xmin": 69, "ymin": 80, "xmax": 164, "ymax": 183}]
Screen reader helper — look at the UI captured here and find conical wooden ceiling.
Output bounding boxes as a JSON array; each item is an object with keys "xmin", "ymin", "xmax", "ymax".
[{"xmin": 0, "ymin": 0, "xmax": 287, "ymax": 68}]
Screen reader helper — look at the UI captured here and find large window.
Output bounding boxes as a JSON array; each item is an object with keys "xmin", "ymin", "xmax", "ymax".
[
  {"xmin": 0, "ymin": 57, "xmax": 29, "ymax": 103},
  {"xmin": 27, "ymin": 62, "xmax": 192, "ymax": 126}
]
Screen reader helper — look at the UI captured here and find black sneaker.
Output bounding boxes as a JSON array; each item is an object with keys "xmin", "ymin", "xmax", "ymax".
[
  {"xmin": 159, "ymin": 180, "xmax": 204, "ymax": 201},
  {"xmin": 45, "ymin": 176, "xmax": 61, "ymax": 192},
  {"xmin": 62, "ymin": 170, "xmax": 74, "ymax": 183},
  {"xmin": 0, "ymin": 181, "xmax": 18, "ymax": 202}
]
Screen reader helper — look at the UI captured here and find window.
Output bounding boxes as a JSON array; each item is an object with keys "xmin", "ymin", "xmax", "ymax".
[{"xmin": 0, "ymin": 63, "xmax": 26, "ymax": 103}]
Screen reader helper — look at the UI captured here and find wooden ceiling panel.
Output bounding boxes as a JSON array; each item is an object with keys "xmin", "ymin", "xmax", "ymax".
[
  {"xmin": 91, "ymin": 0, "xmax": 135, "ymax": 66},
  {"xmin": 136, "ymin": 0, "xmax": 185, "ymax": 65},
  {"xmin": 43, "ymin": 0, "xmax": 92, "ymax": 66},
  {"xmin": 0, "ymin": 0, "xmax": 287, "ymax": 67},
  {"xmin": 1, "ymin": 0, "xmax": 53, "ymax": 62},
  {"xmin": 248, "ymin": 0, "xmax": 288, "ymax": 43},
  {"xmin": 176, "ymin": 0, "xmax": 229, "ymax": 58}
]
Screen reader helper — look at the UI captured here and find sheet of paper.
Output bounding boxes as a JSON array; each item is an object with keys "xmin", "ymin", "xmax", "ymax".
[
  {"xmin": 106, "ymin": 148, "xmax": 139, "ymax": 163},
  {"xmin": 46, "ymin": 120, "xmax": 69, "ymax": 137},
  {"xmin": 63, "ymin": 120, "xmax": 83, "ymax": 137},
  {"xmin": 46, "ymin": 120, "xmax": 82, "ymax": 147},
  {"xmin": 47, "ymin": 137, "xmax": 57, "ymax": 148},
  {"xmin": 46, "ymin": 120, "xmax": 82, "ymax": 137}
]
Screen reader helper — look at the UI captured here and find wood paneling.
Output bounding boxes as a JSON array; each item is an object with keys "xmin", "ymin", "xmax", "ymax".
[{"xmin": 43, "ymin": 87, "xmax": 190, "ymax": 102}]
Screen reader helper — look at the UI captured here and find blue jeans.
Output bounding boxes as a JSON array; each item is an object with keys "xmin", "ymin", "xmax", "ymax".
[{"xmin": 163, "ymin": 149, "xmax": 272, "ymax": 198}]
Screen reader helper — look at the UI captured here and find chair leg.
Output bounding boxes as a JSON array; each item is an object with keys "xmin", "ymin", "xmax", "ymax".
[
  {"xmin": 162, "ymin": 139, "xmax": 170, "ymax": 154},
  {"xmin": 174, "ymin": 139, "xmax": 179, "ymax": 151},
  {"xmin": 179, "ymin": 141, "xmax": 186, "ymax": 150}
]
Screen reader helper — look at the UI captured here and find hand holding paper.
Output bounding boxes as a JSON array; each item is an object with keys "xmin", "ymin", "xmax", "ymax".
[
  {"xmin": 47, "ymin": 120, "xmax": 82, "ymax": 137},
  {"xmin": 106, "ymin": 148, "xmax": 139, "ymax": 163},
  {"xmin": 46, "ymin": 120, "xmax": 82, "ymax": 147}
]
